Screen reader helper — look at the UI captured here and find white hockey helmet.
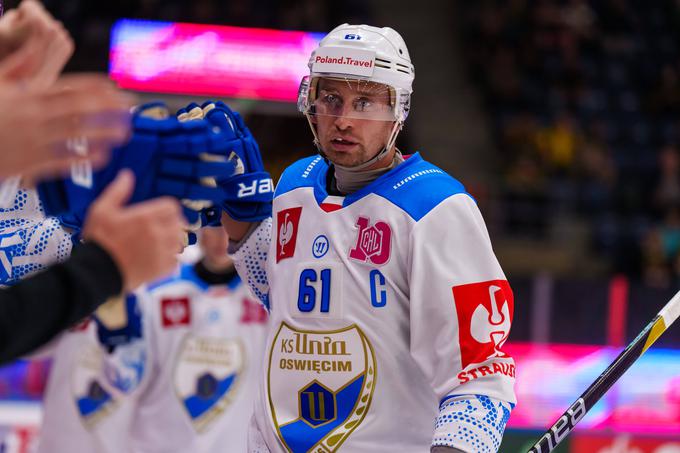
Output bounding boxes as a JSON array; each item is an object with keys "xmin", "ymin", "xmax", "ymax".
[
  {"xmin": 298, "ymin": 24, "xmax": 414, "ymax": 168},
  {"xmin": 298, "ymin": 23, "xmax": 414, "ymax": 123}
]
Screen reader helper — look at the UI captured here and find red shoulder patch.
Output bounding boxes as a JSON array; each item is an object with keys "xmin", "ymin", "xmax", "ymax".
[
  {"xmin": 276, "ymin": 207, "xmax": 302, "ymax": 262},
  {"xmin": 453, "ymin": 280, "xmax": 513, "ymax": 369},
  {"xmin": 161, "ymin": 297, "xmax": 191, "ymax": 327}
]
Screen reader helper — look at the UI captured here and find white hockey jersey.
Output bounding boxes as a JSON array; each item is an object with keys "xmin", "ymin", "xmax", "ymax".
[
  {"xmin": 236, "ymin": 153, "xmax": 516, "ymax": 452},
  {"xmin": 0, "ymin": 187, "xmax": 72, "ymax": 284},
  {"xmin": 0, "ymin": 186, "xmax": 143, "ymax": 453},
  {"xmin": 37, "ymin": 317, "xmax": 147, "ymax": 453},
  {"xmin": 0, "ymin": 185, "xmax": 270, "ymax": 452},
  {"xmin": 130, "ymin": 264, "xmax": 269, "ymax": 453}
]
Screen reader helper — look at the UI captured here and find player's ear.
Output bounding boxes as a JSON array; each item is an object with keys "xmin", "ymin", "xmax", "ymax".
[{"xmin": 309, "ymin": 105, "xmax": 317, "ymax": 124}]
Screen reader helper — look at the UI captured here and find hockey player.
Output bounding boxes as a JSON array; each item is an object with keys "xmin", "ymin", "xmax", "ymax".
[
  {"xmin": 0, "ymin": 182, "xmax": 152, "ymax": 453},
  {"xmin": 36, "ymin": 295, "xmax": 146, "ymax": 453},
  {"xmin": 0, "ymin": 1, "xmax": 186, "ymax": 363},
  {"xmin": 0, "ymin": 97, "xmax": 240, "ymax": 362},
  {"xmin": 216, "ymin": 24, "xmax": 517, "ymax": 452},
  {"xmin": 36, "ymin": 226, "xmax": 268, "ymax": 453},
  {"xmin": 127, "ymin": 226, "xmax": 268, "ymax": 453},
  {"xmin": 0, "ymin": 182, "xmax": 149, "ymax": 453}
]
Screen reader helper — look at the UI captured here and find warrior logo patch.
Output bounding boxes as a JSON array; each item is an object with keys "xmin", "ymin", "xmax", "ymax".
[
  {"xmin": 268, "ymin": 322, "xmax": 376, "ymax": 452},
  {"xmin": 174, "ymin": 336, "xmax": 244, "ymax": 433},
  {"xmin": 277, "ymin": 207, "xmax": 302, "ymax": 262},
  {"xmin": 453, "ymin": 280, "xmax": 513, "ymax": 369},
  {"xmin": 349, "ymin": 216, "xmax": 391, "ymax": 265}
]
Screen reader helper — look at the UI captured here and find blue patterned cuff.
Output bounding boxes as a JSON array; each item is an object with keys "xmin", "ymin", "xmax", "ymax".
[{"xmin": 432, "ymin": 394, "xmax": 513, "ymax": 453}]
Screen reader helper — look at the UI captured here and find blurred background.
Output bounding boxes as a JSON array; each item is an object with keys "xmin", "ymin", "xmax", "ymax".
[{"xmin": 1, "ymin": 0, "xmax": 679, "ymax": 451}]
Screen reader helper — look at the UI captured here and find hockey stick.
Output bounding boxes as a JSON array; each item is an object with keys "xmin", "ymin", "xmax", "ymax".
[{"xmin": 527, "ymin": 289, "xmax": 680, "ymax": 453}]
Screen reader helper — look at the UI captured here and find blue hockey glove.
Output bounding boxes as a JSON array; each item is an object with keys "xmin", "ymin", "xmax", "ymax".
[
  {"xmin": 175, "ymin": 102, "xmax": 227, "ymax": 236},
  {"xmin": 37, "ymin": 102, "xmax": 237, "ymax": 234},
  {"xmin": 200, "ymin": 101, "xmax": 273, "ymax": 222}
]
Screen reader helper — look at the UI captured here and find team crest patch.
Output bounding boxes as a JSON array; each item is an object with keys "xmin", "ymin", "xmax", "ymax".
[
  {"xmin": 349, "ymin": 216, "xmax": 391, "ymax": 265},
  {"xmin": 72, "ymin": 344, "xmax": 118, "ymax": 429},
  {"xmin": 102, "ymin": 338, "xmax": 147, "ymax": 394},
  {"xmin": 277, "ymin": 207, "xmax": 303, "ymax": 262},
  {"xmin": 174, "ymin": 336, "xmax": 244, "ymax": 433},
  {"xmin": 268, "ymin": 322, "xmax": 376, "ymax": 452},
  {"xmin": 452, "ymin": 280, "xmax": 513, "ymax": 369},
  {"xmin": 72, "ymin": 338, "xmax": 146, "ymax": 429}
]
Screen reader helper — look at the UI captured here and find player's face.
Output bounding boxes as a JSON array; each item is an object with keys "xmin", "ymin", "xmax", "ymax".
[
  {"xmin": 313, "ymin": 78, "xmax": 395, "ymax": 168},
  {"xmin": 198, "ymin": 227, "xmax": 233, "ymax": 271}
]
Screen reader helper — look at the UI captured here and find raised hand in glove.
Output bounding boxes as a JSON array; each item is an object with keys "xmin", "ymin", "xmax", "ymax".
[
  {"xmin": 37, "ymin": 102, "xmax": 237, "ymax": 244},
  {"xmin": 198, "ymin": 101, "xmax": 274, "ymax": 223}
]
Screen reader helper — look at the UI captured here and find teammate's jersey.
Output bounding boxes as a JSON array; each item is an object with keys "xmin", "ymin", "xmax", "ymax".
[
  {"xmin": 130, "ymin": 264, "xmax": 268, "ymax": 453},
  {"xmin": 0, "ymin": 186, "xmax": 142, "ymax": 452},
  {"xmin": 37, "ymin": 319, "xmax": 147, "ymax": 453},
  {"xmin": 244, "ymin": 153, "xmax": 515, "ymax": 452},
  {"xmin": 0, "ymin": 187, "xmax": 72, "ymax": 284}
]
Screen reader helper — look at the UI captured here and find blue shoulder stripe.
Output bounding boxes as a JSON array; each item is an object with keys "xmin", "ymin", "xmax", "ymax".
[
  {"xmin": 147, "ymin": 263, "xmax": 206, "ymax": 291},
  {"xmin": 273, "ymin": 152, "xmax": 471, "ymax": 222},
  {"xmin": 348, "ymin": 153, "xmax": 471, "ymax": 221},
  {"xmin": 179, "ymin": 264, "xmax": 210, "ymax": 290},
  {"xmin": 147, "ymin": 263, "xmax": 240, "ymax": 292},
  {"xmin": 274, "ymin": 155, "xmax": 326, "ymax": 198},
  {"xmin": 226, "ymin": 273, "xmax": 242, "ymax": 290},
  {"xmin": 146, "ymin": 273, "xmax": 178, "ymax": 291}
]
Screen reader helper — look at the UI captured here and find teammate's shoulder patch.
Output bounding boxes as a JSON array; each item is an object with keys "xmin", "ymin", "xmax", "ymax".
[
  {"xmin": 275, "ymin": 154, "xmax": 327, "ymax": 198},
  {"xmin": 161, "ymin": 296, "xmax": 191, "ymax": 327}
]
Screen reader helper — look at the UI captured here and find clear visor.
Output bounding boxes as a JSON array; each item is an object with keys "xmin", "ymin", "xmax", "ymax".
[{"xmin": 299, "ymin": 76, "xmax": 398, "ymax": 122}]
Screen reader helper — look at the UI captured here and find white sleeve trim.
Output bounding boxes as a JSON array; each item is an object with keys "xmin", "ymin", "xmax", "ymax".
[{"xmin": 229, "ymin": 217, "xmax": 272, "ymax": 309}]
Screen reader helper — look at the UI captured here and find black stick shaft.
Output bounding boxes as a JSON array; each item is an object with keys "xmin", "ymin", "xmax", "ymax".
[{"xmin": 527, "ymin": 290, "xmax": 680, "ymax": 453}]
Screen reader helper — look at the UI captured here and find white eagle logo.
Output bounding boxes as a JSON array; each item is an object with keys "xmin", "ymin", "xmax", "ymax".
[
  {"xmin": 470, "ymin": 285, "xmax": 511, "ymax": 358},
  {"xmin": 278, "ymin": 212, "xmax": 294, "ymax": 255}
]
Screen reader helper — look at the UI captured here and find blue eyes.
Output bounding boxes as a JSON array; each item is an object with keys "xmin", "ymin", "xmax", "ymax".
[{"xmin": 321, "ymin": 94, "xmax": 373, "ymax": 112}]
